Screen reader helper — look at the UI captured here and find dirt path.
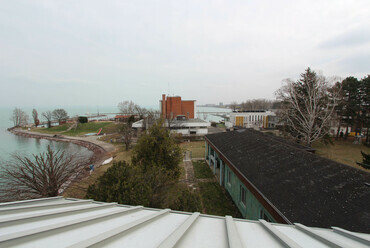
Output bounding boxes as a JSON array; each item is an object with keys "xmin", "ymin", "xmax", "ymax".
[
  {"xmin": 180, "ymin": 152, "xmax": 215, "ymax": 191},
  {"xmin": 179, "ymin": 151, "xmax": 198, "ymax": 190}
]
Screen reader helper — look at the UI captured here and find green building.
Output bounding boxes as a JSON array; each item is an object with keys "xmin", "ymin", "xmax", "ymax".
[{"xmin": 204, "ymin": 129, "xmax": 370, "ymax": 233}]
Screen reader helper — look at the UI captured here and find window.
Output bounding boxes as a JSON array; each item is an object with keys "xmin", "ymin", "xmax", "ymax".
[
  {"xmin": 227, "ymin": 170, "xmax": 231, "ymax": 185},
  {"xmin": 259, "ymin": 210, "xmax": 272, "ymax": 222},
  {"xmin": 240, "ymin": 185, "xmax": 246, "ymax": 206}
]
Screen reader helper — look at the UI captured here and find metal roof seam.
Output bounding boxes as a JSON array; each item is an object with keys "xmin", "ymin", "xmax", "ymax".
[
  {"xmin": 225, "ymin": 215, "xmax": 244, "ymax": 248},
  {"xmin": 294, "ymin": 223, "xmax": 343, "ymax": 248},
  {"xmin": 0, "ymin": 196, "xmax": 63, "ymax": 207},
  {"xmin": 0, "ymin": 199, "xmax": 93, "ymax": 213},
  {"xmin": 0, "ymin": 206, "xmax": 143, "ymax": 244},
  {"xmin": 332, "ymin": 227, "xmax": 370, "ymax": 246},
  {"xmin": 0, "ymin": 202, "xmax": 118, "ymax": 224},
  {"xmin": 67, "ymin": 209, "xmax": 171, "ymax": 248},
  {"xmin": 157, "ymin": 212, "xmax": 200, "ymax": 248},
  {"xmin": 259, "ymin": 220, "xmax": 302, "ymax": 248}
]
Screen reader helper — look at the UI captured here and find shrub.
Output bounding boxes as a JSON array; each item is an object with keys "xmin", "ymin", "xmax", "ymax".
[
  {"xmin": 160, "ymin": 183, "xmax": 201, "ymax": 212},
  {"xmin": 78, "ymin": 116, "xmax": 88, "ymax": 123}
]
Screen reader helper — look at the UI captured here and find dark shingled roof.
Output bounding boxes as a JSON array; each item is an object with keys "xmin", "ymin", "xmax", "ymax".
[{"xmin": 205, "ymin": 129, "xmax": 370, "ymax": 233}]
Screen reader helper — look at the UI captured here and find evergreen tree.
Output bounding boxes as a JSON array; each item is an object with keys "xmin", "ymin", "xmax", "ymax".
[
  {"xmin": 86, "ymin": 161, "xmax": 152, "ymax": 206},
  {"xmin": 357, "ymin": 151, "xmax": 370, "ymax": 170},
  {"xmin": 132, "ymin": 120, "xmax": 182, "ymax": 179}
]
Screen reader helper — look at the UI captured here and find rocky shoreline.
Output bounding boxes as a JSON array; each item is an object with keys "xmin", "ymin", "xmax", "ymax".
[
  {"xmin": 8, "ymin": 128, "xmax": 111, "ymax": 194},
  {"xmin": 9, "ymin": 128, "xmax": 106, "ymax": 160}
]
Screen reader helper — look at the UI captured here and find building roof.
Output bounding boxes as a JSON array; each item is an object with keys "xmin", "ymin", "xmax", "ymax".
[
  {"xmin": 115, "ymin": 115, "xmax": 131, "ymax": 118},
  {"xmin": 1, "ymin": 197, "xmax": 369, "ymax": 247},
  {"xmin": 171, "ymin": 118, "xmax": 210, "ymax": 127},
  {"xmin": 205, "ymin": 129, "xmax": 370, "ymax": 233}
]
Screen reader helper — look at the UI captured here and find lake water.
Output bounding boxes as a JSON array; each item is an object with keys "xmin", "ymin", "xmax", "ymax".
[{"xmin": 0, "ymin": 105, "xmax": 230, "ymax": 162}]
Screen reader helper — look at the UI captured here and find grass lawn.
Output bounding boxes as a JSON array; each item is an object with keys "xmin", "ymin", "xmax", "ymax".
[
  {"xmin": 193, "ymin": 160, "xmax": 214, "ymax": 179},
  {"xmin": 180, "ymin": 141, "xmax": 205, "ymax": 159},
  {"xmin": 32, "ymin": 122, "xmax": 118, "ymax": 137},
  {"xmin": 198, "ymin": 181, "xmax": 241, "ymax": 218},
  {"xmin": 63, "ymin": 148, "xmax": 132, "ymax": 199},
  {"xmin": 312, "ymin": 138, "xmax": 370, "ymax": 171},
  {"xmin": 33, "ymin": 124, "xmax": 71, "ymax": 134}
]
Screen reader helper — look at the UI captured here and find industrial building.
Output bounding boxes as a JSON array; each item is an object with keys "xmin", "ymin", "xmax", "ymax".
[
  {"xmin": 160, "ymin": 94, "xmax": 196, "ymax": 120},
  {"xmin": 205, "ymin": 129, "xmax": 370, "ymax": 233}
]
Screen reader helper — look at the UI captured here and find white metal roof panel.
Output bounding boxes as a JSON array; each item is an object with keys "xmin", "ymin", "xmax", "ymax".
[{"xmin": 0, "ymin": 197, "xmax": 369, "ymax": 248}]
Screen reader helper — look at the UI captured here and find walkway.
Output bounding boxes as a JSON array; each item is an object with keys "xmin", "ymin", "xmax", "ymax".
[
  {"xmin": 180, "ymin": 151, "xmax": 215, "ymax": 190},
  {"xmin": 180, "ymin": 151, "xmax": 198, "ymax": 190}
]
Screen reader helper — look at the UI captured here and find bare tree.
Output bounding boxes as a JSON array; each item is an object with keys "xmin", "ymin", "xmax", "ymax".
[
  {"xmin": 32, "ymin": 108, "xmax": 39, "ymax": 127},
  {"xmin": 42, "ymin": 111, "xmax": 53, "ymax": 128},
  {"xmin": 10, "ymin": 108, "xmax": 29, "ymax": 127},
  {"xmin": 0, "ymin": 146, "xmax": 88, "ymax": 201},
  {"xmin": 230, "ymin": 101, "xmax": 239, "ymax": 111},
  {"xmin": 118, "ymin": 124, "xmax": 134, "ymax": 151},
  {"xmin": 52, "ymin": 109, "xmax": 69, "ymax": 125},
  {"xmin": 276, "ymin": 68, "xmax": 340, "ymax": 146},
  {"xmin": 118, "ymin": 100, "xmax": 139, "ymax": 115},
  {"xmin": 241, "ymin": 99, "xmax": 274, "ymax": 110}
]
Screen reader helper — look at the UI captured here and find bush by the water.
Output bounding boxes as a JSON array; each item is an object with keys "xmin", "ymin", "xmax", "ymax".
[{"xmin": 78, "ymin": 116, "xmax": 88, "ymax": 123}]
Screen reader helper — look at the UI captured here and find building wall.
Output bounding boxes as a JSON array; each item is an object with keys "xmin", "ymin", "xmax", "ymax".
[
  {"xmin": 171, "ymin": 127, "xmax": 208, "ymax": 136},
  {"xmin": 161, "ymin": 94, "xmax": 195, "ymax": 119},
  {"xmin": 181, "ymin": 101, "xmax": 195, "ymax": 119},
  {"xmin": 205, "ymin": 140, "xmax": 276, "ymax": 222},
  {"xmin": 230, "ymin": 112, "xmax": 275, "ymax": 129},
  {"xmin": 166, "ymin": 96, "xmax": 182, "ymax": 118}
]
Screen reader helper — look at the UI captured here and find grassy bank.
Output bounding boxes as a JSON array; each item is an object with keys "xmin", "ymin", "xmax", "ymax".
[
  {"xmin": 32, "ymin": 122, "xmax": 118, "ymax": 137},
  {"xmin": 313, "ymin": 138, "xmax": 370, "ymax": 171}
]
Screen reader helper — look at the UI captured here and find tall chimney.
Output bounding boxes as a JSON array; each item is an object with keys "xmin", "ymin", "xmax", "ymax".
[{"xmin": 162, "ymin": 94, "xmax": 166, "ymax": 119}]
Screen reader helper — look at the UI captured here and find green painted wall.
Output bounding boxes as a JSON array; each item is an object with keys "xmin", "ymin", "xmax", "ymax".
[{"xmin": 205, "ymin": 141, "xmax": 276, "ymax": 222}]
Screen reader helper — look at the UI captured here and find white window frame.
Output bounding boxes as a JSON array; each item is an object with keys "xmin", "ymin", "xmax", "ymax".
[{"xmin": 240, "ymin": 185, "xmax": 247, "ymax": 206}]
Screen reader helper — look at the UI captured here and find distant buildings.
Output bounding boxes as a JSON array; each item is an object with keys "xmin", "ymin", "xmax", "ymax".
[
  {"xmin": 133, "ymin": 94, "xmax": 210, "ymax": 137},
  {"xmin": 160, "ymin": 94, "xmax": 209, "ymax": 137},
  {"xmin": 205, "ymin": 129, "xmax": 370, "ymax": 233}
]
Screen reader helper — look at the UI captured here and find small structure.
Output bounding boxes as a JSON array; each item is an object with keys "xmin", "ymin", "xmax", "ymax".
[
  {"xmin": 115, "ymin": 115, "xmax": 132, "ymax": 123},
  {"xmin": 1, "ymin": 197, "xmax": 369, "ymax": 247},
  {"xmin": 205, "ymin": 129, "xmax": 370, "ymax": 233},
  {"xmin": 132, "ymin": 117, "xmax": 210, "ymax": 137},
  {"xmin": 167, "ymin": 118, "xmax": 210, "ymax": 136}
]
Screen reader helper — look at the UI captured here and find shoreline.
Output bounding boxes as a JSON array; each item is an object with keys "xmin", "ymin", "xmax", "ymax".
[{"xmin": 8, "ymin": 128, "xmax": 114, "ymax": 194}]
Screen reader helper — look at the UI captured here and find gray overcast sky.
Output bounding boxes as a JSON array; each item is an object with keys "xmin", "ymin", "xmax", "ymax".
[{"xmin": 1, "ymin": 0, "xmax": 369, "ymax": 107}]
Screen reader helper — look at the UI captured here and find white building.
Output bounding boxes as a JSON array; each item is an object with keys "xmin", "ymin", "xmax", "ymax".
[
  {"xmin": 227, "ymin": 111, "xmax": 276, "ymax": 129},
  {"xmin": 132, "ymin": 118, "xmax": 210, "ymax": 136}
]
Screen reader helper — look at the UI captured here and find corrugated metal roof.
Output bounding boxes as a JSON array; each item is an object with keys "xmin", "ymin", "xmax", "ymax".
[{"xmin": 0, "ymin": 197, "xmax": 369, "ymax": 248}]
